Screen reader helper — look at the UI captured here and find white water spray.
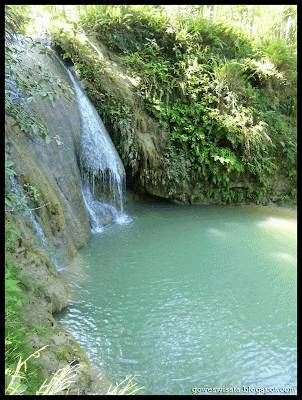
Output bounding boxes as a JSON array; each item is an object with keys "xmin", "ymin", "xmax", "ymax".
[{"xmin": 66, "ymin": 68, "xmax": 130, "ymax": 233}]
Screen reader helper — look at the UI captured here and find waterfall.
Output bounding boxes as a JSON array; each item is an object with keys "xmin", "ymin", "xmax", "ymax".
[
  {"xmin": 10, "ymin": 176, "xmax": 48, "ymax": 247},
  {"xmin": 8, "ymin": 174, "xmax": 61, "ymax": 271},
  {"xmin": 66, "ymin": 68, "xmax": 130, "ymax": 234},
  {"xmin": 89, "ymin": 41, "xmax": 104, "ymax": 59}
]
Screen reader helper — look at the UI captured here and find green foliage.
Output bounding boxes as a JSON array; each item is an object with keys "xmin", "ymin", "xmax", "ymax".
[
  {"xmin": 278, "ymin": 194, "xmax": 290, "ymax": 205},
  {"xmin": 102, "ymin": 6, "xmax": 295, "ymax": 203},
  {"xmin": 5, "ymin": 219, "xmax": 51, "ymax": 395},
  {"xmin": 5, "ymin": 268, "xmax": 23, "ymax": 315},
  {"xmin": 5, "ymin": 345, "xmax": 48, "ymax": 395},
  {"xmin": 51, "ymin": 28, "xmax": 105, "ymax": 84},
  {"xmin": 96, "ymin": 93, "xmax": 131, "ymax": 127},
  {"xmin": 5, "ymin": 94, "xmax": 53, "ymax": 144},
  {"xmin": 42, "ymin": 4, "xmax": 296, "ymax": 203},
  {"xmin": 5, "ymin": 219, "xmax": 20, "ymax": 252},
  {"xmin": 5, "ymin": 160, "xmax": 44, "ymax": 215},
  {"xmin": 5, "ymin": 245, "xmax": 27, "ymax": 394},
  {"xmin": 188, "ymin": 16, "xmax": 254, "ymax": 59},
  {"xmin": 214, "ymin": 60, "xmax": 247, "ymax": 94},
  {"xmin": 5, "ymin": 160, "xmax": 16, "ymax": 176},
  {"xmin": 38, "ymin": 5, "xmax": 296, "ymax": 205},
  {"xmin": 5, "ymin": 184, "xmax": 29, "ymax": 215},
  {"xmin": 5, "ymin": 34, "xmax": 70, "ymax": 145},
  {"xmin": 5, "ymin": 9, "xmax": 71, "ymax": 243},
  {"xmin": 80, "ymin": 5, "xmax": 169, "ymax": 54},
  {"xmin": 247, "ymin": 187, "xmax": 267, "ymax": 204},
  {"xmin": 262, "ymin": 37, "xmax": 297, "ymax": 74},
  {"xmin": 221, "ymin": 188, "xmax": 245, "ymax": 203},
  {"xmin": 5, "ymin": 5, "xmax": 24, "ymax": 41}
]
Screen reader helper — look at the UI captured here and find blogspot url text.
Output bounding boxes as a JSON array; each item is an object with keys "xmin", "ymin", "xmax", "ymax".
[{"xmin": 191, "ymin": 386, "xmax": 296, "ymax": 394}]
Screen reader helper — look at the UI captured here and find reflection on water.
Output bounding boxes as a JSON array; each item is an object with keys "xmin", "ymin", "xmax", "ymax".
[
  {"xmin": 207, "ymin": 227, "xmax": 226, "ymax": 237},
  {"xmin": 257, "ymin": 217, "xmax": 296, "ymax": 230},
  {"xmin": 271, "ymin": 252, "xmax": 296, "ymax": 263},
  {"xmin": 56, "ymin": 203, "xmax": 297, "ymax": 395}
]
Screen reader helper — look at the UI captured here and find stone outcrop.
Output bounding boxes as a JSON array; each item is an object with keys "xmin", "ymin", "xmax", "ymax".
[
  {"xmin": 10, "ymin": 239, "xmax": 110, "ymax": 395},
  {"xmin": 68, "ymin": 36, "xmax": 175, "ymax": 201},
  {"xmin": 5, "ymin": 39, "xmax": 91, "ymax": 263},
  {"xmin": 5, "ymin": 39, "xmax": 99, "ymax": 393}
]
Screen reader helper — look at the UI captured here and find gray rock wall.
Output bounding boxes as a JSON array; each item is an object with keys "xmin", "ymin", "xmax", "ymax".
[{"xmin": 5, "ymin": 40, "xmax": 91, "ymax": 262}]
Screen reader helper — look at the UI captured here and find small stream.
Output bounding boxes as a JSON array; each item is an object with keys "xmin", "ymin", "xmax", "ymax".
[{"xmin": 56, "ymin": 202, "xmax": 297, "ymax": 395}]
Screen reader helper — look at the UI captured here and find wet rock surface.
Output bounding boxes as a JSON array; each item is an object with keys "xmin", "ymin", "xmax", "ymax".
[
  {"xmin": 5, "ymin": 38, "xmax": 117, "ymax": 393},
  {"xmin": 11, "ymin": 240, "xmax": 110, "ymax": 395},
  {"xmin": 75, "ymin": 37, "xmax": 295, "ymax": 206},
  {"xmin": 5, "ymin": 40, "xmax": 92, "ymax": 263}
]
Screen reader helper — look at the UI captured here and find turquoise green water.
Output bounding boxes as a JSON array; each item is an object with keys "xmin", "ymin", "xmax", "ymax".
[{"xmin": 57, "ymin": 203, "xmax": 297, "ymax": 395}]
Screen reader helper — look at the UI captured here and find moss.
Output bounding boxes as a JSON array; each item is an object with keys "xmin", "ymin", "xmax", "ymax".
[{"xmin": 54, "ymin": 340, "xmax": 90, "ymax": 368}]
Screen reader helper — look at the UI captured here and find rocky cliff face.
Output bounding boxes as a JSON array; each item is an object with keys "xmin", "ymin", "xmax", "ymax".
[
  {"xmin": 5, "ymin": 38, "xmax": 113, "ymax": 394},
  {"xmin": 8, "ymin": 235, "xmax": 110, "ymax": 394},
  {"xmin": 5, "ymin": 39, "xmax": 91, "ymax": 263},
  {"xmin": 61, "ymin": 35, "xmax": 181, "ymax": 202},
  {"xmin": 56, "ymin": 33, "xmax": 295, "ymax": 207}
]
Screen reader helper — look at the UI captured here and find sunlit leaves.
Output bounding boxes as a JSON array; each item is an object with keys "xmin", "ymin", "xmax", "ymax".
[{"xmin": 38, "ymin": 4, "xmax": 296, "ymax": 203}]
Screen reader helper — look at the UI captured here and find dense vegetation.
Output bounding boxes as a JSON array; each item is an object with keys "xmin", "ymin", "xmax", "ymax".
[
  {"xmin": 5, "ymin": 5, "xmax": 297, "ymax": 394},
  {"xmin": 105, "ymin": 6, "xmax": 295, "ymax": 203},
  {"xmin": 47, "ymin": 4, "xmax": 296, "ymax": 204},
  {"xmin": 5, "ymin": 219, "xmax": 47, "ymax": 395}
]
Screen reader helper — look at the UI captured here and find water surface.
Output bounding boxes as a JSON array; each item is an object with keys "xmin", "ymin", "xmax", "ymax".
[{"xmin": 57, "ymin": 202, "xmax": 297, "ymax": 395}]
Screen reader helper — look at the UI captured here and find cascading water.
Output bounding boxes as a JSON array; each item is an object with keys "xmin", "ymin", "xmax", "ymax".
[
  {"xmin": 89, "ymin": 41, "xmax": 104, "ymax": 59},
  {"xmin": 66, "ymin": 67, "xmax": 130, "ymax": 234},
  {"xmin": 9, "ymin": 175, "xmax": 48, "ymax": 247},
  {"xmin": 8, "ymin": 173, "xmax": 61, "ymax": 271}
]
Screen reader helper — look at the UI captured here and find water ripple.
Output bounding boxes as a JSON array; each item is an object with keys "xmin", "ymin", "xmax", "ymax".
[{"xmin": 57, "ymin": 204, "xmax": 297, "ymax": 394}]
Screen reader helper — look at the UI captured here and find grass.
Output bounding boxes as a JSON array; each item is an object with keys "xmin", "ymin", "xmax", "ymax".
[
  {"xmin": 6, "ymin": 341, "xmax": 144, "ymax": 395},
  {"xmin": 5, "ymin": 346, "xmax": 48, "ymax": 395},
  {"xmin": 107, "ymin": 375, "xmax": 145, "ymax": 395},
  {"xmin": 36, "ymin": 362, "xmax": 79, "ymax": 395}
]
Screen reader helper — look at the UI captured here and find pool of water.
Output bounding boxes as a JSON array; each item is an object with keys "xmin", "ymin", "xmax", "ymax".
[{"xmin": 56, "ymin": 202, "xmax": 297, "ymax": 395}]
